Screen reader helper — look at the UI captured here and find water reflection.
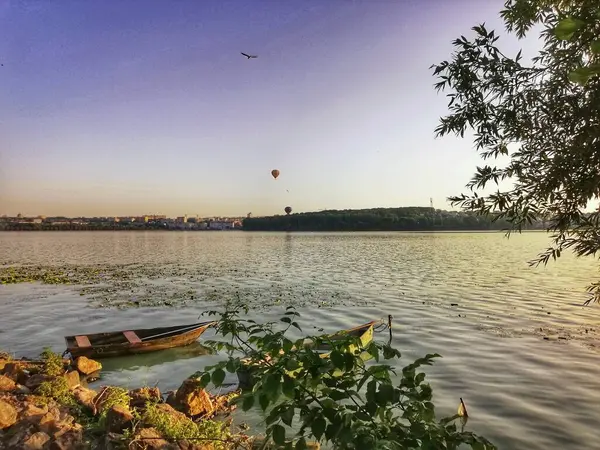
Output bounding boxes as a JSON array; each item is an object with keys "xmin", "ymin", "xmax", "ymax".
[{"xmin": 98, "ymin": 342, "xmax": 213, "ymax": 372}]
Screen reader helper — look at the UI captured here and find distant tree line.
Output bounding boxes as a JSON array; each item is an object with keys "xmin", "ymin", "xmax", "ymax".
[{"xmin": 242, "ymin": 207, "xmax": 547, "ymax": 232}]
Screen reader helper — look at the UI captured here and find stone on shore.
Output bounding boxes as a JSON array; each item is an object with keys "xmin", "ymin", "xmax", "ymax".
[
  {"xmin": 62, "ymin": 371, "xmax": 80, "ymax": 390},
  {"xmin": 129, "ymin": 386, "xmax": 161, "ymax": 408},
  {"xmin": 72, "ymin": 386, "xmax": 98, "ymax": 412},
  {"xmin": 22, "ymin": 431, "xmax": 50, "ymax": 449},
  {"xmin": 105, "ymin": 405, "xmax": 134, "ymax": 432},
  {"xmin": 0, "ymin": 375, "xmax": 16, "ymax": 392},
  {"xmin": 74, "ymin": 357, "xmax": 102, "ymax": 376},
  {"xmin": 173, "ymin": 378, "xmax": 213, "ymax": 417},
  {"xmin": 25, "ymin": 374, "xmax": 52, "ymax": 391},
  {"xmin": 18, "ymin": 402, "xmax": 48, "ymax": 424},
  {"xmin": 130, "ymin": 427, "xmax": 177, "ymax": 450},
  {"xmin": 1, "ymin": 362, "xmax": 27, "ymax": 384},
  {"xmin": 0, "ymin": 399, "xmax": 17, "ymax": 429}
]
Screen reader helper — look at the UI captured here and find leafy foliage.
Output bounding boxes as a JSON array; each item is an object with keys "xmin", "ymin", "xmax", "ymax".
[
  {"xmin": 432, "ymin": 0, "xmax": 600, "ymax": 302},
  {"xmin": 143, "ymin": 403, "xmax": 233, "ymax": 448},
  {"xmin": 242, "ymin": 206, "xmax": 546, "ymax": 232},
  {"xmin": 193, "ymin": 307, "xmax": 496, "ymax": 449},
  {"xmin": 40, "ymin": 347, "xmax": 66, "ymax": 376}
]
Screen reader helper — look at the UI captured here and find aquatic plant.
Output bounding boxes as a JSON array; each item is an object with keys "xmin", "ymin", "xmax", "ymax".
[{"xmin": 194, "ymin": 306, "xmax": 496, "ymax": 449}]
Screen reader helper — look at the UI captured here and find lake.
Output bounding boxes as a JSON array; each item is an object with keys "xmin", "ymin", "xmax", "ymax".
[{"xmin": 1, "ymin": 231, "xmax": 599, "ymax": 449}]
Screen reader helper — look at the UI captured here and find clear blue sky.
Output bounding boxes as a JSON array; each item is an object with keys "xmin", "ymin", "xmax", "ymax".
[{"xmin": 0, "ymin": 0, "xmax": 536, "ymax": 217}]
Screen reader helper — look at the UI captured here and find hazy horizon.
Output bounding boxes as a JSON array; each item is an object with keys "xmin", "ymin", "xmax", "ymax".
[{"xmin": 0, "ymin": 0, "xmax": 539, "ymax": 217}]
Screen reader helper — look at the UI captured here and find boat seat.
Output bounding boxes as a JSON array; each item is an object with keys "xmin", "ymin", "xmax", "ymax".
[
  {"xmin": 123, "ymin": 330, "xmax": 142, "ymax": 344},
  {"xmin": 75, "ymin": 335, "xmax": 91, "ymax": 348}
]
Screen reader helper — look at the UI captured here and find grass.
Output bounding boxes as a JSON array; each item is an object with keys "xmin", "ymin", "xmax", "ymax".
[
  {"xmin": 143, "ymin": 403, "xmax": 233, "ymax": 449},
  {"xmin": 40, "ymin": 347, "xmax": 65, "ymax": 376}
]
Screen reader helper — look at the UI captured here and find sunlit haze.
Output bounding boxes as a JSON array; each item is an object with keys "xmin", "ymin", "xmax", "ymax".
[{"xmin": 0, "ymin": 0, "xmax": 539, "ymax": 217}]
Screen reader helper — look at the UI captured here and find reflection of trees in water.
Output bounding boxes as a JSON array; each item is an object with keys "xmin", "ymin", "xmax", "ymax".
[{"xmin": 98, "ymin": 341, "xmax": 213, "ymax": 372}]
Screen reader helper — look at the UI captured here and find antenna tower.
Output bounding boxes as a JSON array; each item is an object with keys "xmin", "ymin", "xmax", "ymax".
[{"xmin": 430, "ymin": 197, "xmax": 434, "ymax": 209}]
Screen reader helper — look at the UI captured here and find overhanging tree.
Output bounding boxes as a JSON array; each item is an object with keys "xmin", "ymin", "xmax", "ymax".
[{"xmin": 432, "ymin": 0, "xmax": 600, "ymax": 303}]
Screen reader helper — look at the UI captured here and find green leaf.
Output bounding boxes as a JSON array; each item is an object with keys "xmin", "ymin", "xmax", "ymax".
[
  {"xmin": 282, "ymin": 376, "xmax": 295, "ymax": 399},
  {"xmin": 199, "ymin": 372, "xmax": 211, "ymax": 388},
  {"xmin": 259, "ymin": 394, "xmax": 270, "ymax": 411},
  {"xmin": 211, "ymin": 368, "xmax": 226, "ymax": 387},
  {"xmin": 591, "ymin": 40, "xmax": 600, "ymax": 55},
  {"xmin": 291, "ymin": 322, "xmax": 302, "ymax": 331},
  {"xmin": 281, "ymin": 406, "xmax": 294, "ymax": 426},
  {"xmin": 344, "ymin": 353, "xmax": 354, "ymax": 372},
  {"xmin": 311, "ymin": 416, "xmax": 326, "ymax": 440},
  {"xmin": 225, "ymin": 359, "xmax": 237, "ymax": 373},
  {"xmin": 281, "ymin": 317, "xmax": 292, "ymax": 324},
  {"xmin": 242, "ymin": 395, "xmax": 254, "ymax": 412},
  {"xmin": 327, "ymin": 389, "xmax": 348, "ymax": 401},
  {"xmin": 286, "ymin": 359, "xmax": 300, "ymax": 371},
  {"xmin": 295, "ymin": 437, "xmax": 307, "ymax": 450},
  {"xmin": 568, "ymin": 67, "xmax": 595, "ymax": 86},
  {"xmin": 376, "ymin": 383, "xmax": 393, "ymax": 406},
  {"xmin": 554, "ymin": 17, "xmax": 585, "ymax": 40},
  {"xmin": 330, "ymin": 351, "xmax": 345, "ymax": 370},
  {"xmin": 265, "ymin": 374, "xmax": 281, "ymax": 393},
  {"xmin": 272, "ymin": 424, "xmax": 286, "ymax": 446}
]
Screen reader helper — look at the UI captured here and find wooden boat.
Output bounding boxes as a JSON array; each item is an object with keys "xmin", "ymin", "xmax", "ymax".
[
  {"xmin": 237, "ymin": 320, "xmax": 379, "ymax": 388},
  {"xmin": 64, "ymin": 321, "xmax": 216, "ymax": 359}
]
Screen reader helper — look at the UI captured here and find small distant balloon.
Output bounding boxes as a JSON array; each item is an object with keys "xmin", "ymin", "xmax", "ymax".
[
  {"xmin": 284, "ymin": 206, "xmax": 292, "ymax": 215},
  {"xmin": 271, "ymin": 169, "xmax": 280, "ymax": 179}
]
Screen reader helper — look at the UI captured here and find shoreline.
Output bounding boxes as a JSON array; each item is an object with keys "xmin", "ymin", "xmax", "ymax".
[{"xmin": 0, "ymin": 349, "xmax": 276, "ymax": 449}]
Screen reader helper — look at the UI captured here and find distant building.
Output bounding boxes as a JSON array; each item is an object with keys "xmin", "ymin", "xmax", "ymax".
[{"xmin": 209, "ymin": 220, "xmax": 235, "ymax": 230}]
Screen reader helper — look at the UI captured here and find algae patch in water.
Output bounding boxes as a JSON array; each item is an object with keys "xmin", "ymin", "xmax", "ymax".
[{"xmin": 0, "ymin": 263, "xmax": 366, "ymax": 311}]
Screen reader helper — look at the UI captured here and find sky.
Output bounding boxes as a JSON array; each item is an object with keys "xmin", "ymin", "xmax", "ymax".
[{"xmin": 0, "ymin": 0, "xmax": 540, "ymax": 217}]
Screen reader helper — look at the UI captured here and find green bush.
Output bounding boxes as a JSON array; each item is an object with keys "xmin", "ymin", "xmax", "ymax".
[{"xmin": 194, "ymin": 307, "xmax": 496, "ymax": 450}]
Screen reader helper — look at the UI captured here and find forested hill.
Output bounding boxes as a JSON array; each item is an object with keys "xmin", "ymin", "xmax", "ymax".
[{"xmin": 242, "ymin": 207, "xmax": 546, "ymax": 232}]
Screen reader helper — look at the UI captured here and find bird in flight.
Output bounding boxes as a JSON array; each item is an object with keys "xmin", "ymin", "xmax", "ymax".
[{"xmin": 241, "ymin": 52, "xmax": 258, "ymax": 59}]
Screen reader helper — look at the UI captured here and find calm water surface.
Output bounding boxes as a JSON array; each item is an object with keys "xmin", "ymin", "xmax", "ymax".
[{"xmin": 1, "ymin": 231, "xmax": 599, "ymax": 449}]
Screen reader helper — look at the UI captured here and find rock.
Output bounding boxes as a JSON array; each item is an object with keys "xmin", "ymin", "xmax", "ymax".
[
  {"xmin": 105, "ymin": 405, "xmax": 134, "ymax": 432},
  {"xmin": 25, "ymin": 374, "xmax": 52, "ymax": 391},
  {"xmin": 74, "ymin": 357, "xmax": 102, "ymax": 376},
  {"xmin": 174, "ymin": 378, "xmax": 214, "ymax": 417},
  {"xmin": 15, "ymin": 384, "xmax": 32, "ymax": 395},
  {"xmin": 1, "ymin": 362, "xmax": 26, "ymax": 384},
  {"xmin": 0, "ymin": 399, "xmax": 17, "ymax": 429},
  {"xmin": 22, "ymin": 431, "xmax": 50, "ymax": 450},
  {"xmin": 130, "ymin": 427, "xmax": 177, "ymax": 450},
  {"xmin": 72, "ymin": 386, "xmax": 97, "ymax": 412},
  {"xmin": 0, "ymin": 359, "xmax": 8, "ymax": 372},
  {"xmin": 6, "ymin": 422, "xmax": 37, "ymax": 448},
  {"xmin": 50, "ymin": 428, "xmax": 84, "ymax": 449},
  {"xmin": 62, "ymin": 371, "xmax": 80, "ymax": 390},
  {"xmin": 129, "ymin": 386, "xmax": 161, "ymax": 408},
  {"xmin": 18, "ymin": 402, "xmax": 48, "ymax": 423},
  {"xmin": 0, "ymin": 375, "xmax": 16, "ymax": 392},
  {"xmin": 165, "ymin": 390, "xmax": 177, "ymax": 407}
]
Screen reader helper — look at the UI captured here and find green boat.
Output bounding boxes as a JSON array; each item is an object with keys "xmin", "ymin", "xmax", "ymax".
[{"xmin": 237, "ymin": 320, "xmax": 379, "ymax": 389}]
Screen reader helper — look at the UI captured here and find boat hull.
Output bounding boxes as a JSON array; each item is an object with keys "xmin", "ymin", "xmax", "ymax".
[{"xmin": 64, "ymin": 322, "xmax": 215, "ymax": 359}]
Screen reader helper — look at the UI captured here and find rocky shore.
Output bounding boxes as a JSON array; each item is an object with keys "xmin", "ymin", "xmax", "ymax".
[{"xmin": 0, "ymin": 350, "xmax": 257, "ymax": 449}]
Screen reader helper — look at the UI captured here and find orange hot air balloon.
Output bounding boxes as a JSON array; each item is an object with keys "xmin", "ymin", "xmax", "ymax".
[
  {"xmin": 271, "ymin": 169, "xmax": 280, "ymax": 179},
  {"xmin": 284, "ymin": 206, "xmax": 292, "ymax": 215}
]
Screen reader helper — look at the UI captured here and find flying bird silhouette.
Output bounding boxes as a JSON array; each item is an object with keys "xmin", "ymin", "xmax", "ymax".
[{"xmin": 241, "ymin": 52, "xmax": 258, "ymax": 59}]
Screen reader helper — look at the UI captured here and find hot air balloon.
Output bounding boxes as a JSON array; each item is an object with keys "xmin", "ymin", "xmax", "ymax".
[
  {"xmin": 271, "ymin": 169, "xmax": 280, "ymax": 179},
  {"xmin": 284, "ymin": 206, "xmax": 292, "ymax": 215}
]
